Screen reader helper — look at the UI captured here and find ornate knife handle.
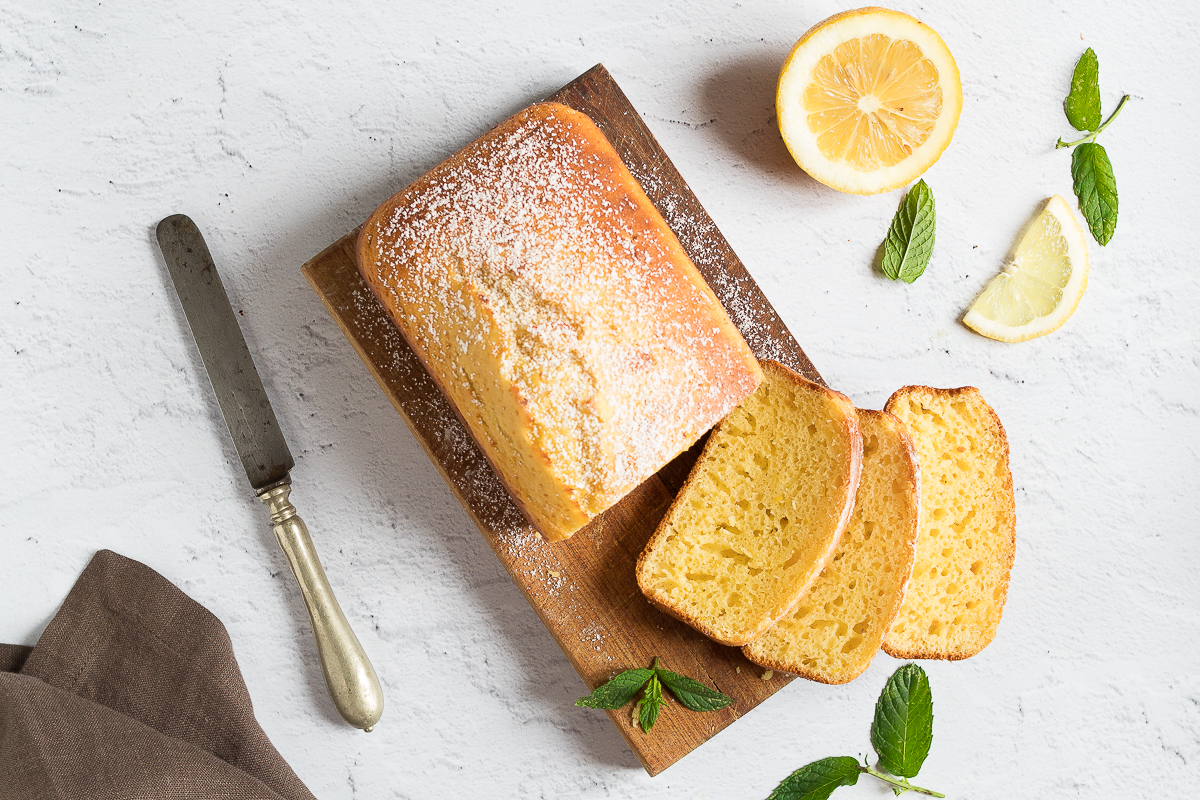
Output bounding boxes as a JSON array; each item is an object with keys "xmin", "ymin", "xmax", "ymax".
[{"xmin": 258, "ymin": 480, "xmax": 384, "ymax": 731}]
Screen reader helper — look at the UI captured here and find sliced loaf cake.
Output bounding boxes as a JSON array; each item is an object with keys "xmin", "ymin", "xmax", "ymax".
[
  {"xmin": 636, "ymin": 360, "xmax": 862, "ymax": 646},
  {"xmin": 883, "ymin": 386, "xmax": 1015, "ymax": 660},
  {"xmin": 743, "ymin": 409, "xmax": 920, "ymax": 683}
]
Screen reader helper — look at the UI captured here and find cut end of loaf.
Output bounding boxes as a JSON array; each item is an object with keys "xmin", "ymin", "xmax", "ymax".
[
  {"xmin": 882, "ymin": 386, "xmax": 1015, "ymax": 660},
  {"xmin": 637, "ymin": 361, "xmax": 862, "ymax": 645},
  {"xmin": 743, "ymin": 409, "xmax": 920, "ymax": 683}
]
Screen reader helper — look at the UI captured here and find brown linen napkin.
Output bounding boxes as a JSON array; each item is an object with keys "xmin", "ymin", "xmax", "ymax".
[{"xmin": 0, "ymin": 550, "xmax": 317, "ymax": 800}]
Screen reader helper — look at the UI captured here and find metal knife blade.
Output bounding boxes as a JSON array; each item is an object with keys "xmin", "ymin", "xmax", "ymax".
[{"xmin": 155, "ymin": 213, "xmax": 292, "ymax": 490}]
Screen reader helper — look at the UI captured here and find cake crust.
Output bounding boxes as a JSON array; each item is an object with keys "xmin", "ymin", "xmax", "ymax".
[{"xmin": 356, "ymin": 102, "xmax": 761, "ymax": 541}]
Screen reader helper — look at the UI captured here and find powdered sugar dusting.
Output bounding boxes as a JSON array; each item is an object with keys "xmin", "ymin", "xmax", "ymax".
[
  {"xmin": 631, "ymin": 157, "xmax": 797, "ymax": 370},
  {"xmin": 358, "ymin": 102, "xmax": 760, "ymax": 537},
  {"xmin": 343, "ymin": 278, "xmax": 527, "ymax": 542}
]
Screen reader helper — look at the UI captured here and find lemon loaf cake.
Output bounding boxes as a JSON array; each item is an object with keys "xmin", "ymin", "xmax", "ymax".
[
  {"xmin": 743, "ymin": 409, "xmax": 920, "ymax": 683},
  {"xmin": 882, "ymin": 386, "xmax": 1015, "ymax": 659},
  {"xmin": 636, "ymin": 360, "xmax": 862, "ymax": 646},
  {"xmin": 357, "ymin": 102, "xmax": 763, "ymax": 542}
]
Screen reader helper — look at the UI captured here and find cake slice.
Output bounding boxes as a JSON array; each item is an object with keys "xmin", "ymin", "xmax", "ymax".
[
  {"xmin": 882, "ymin": 386, "xmax": 1015, "ymax": 660},
  {"xmin": 743, "ymin": 409, "xmax": 920, "ymax": 683},
  {"xmin": 636, "ymin": 361, "xmax": 862, "ymax": 646}
]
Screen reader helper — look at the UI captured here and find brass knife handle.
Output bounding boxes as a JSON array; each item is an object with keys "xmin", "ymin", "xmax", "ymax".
[{"xmin": 259, "ymin": 481, "xmax": 384, "ymax": 731}]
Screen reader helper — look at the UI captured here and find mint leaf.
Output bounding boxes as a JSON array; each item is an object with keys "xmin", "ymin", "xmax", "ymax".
[
  {"xmin": 1071, "ymin": 142, "xmax": 1118, "ymax": 245},
  {"xmin": 575, "ymin": 668, "xmax": 653, "ymax": 709},
  {"xmin": 881, "ymin": 180, "xmax": 936, "ymax": 284},
  {"xmin": 577, "ymin": 659, "xmax": 733, "ymax": 735},
  {"xmin": 766, "ymin": 756, "xmax": 861, "ymax": 800},
  {"xmin": 1064, "ymin": 48, "xmax": 1101, "ymax": 131},
  {"xmin": 871, "ymin": 664, "xmax": 934, "ymax": 779},
  {"xmin": 766, "ymin": 667, "xmax": 944, "ymax": 799},
  {"xmin": 655, "ymin": 666, "xmax": 733, "ymax": 712},
  {"xmin": 636, "ymin": 673, "xmax": 663, "ymax": 731}
]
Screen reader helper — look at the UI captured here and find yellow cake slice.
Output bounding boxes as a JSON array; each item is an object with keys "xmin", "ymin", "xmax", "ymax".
[
  {"xmin": 743, "ymin": 409, "xmax": 920, "ymax": 683},
  {"xmin": 636, "ymin": 361, "xmax": 862, "ymax": 646},
  {"xmin": 883, "ymin": 386, "xmax": 1015, "ymax": 659}
]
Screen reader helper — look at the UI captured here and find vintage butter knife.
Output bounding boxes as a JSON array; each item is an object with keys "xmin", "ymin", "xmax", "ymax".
[{"xmin": 155, "ymin": 214, "xmax": 384, "ymax": 731}]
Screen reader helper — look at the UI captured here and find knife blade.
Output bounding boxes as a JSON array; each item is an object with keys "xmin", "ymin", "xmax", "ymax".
[
  {"xmin": 155, "ymin": 214, "xmax": 384, "ymax": 731},
  {"xmin": 157, "ymin": 216, "xmax": 293, "ymax": 490}
]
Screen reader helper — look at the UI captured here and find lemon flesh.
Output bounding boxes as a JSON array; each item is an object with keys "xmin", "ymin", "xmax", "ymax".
[
  {"xmin": 778, "ymin": 8, "xmax": 962, "ymax": 195},
  {"xmin": 806, "ymin": 34, "xmax": 942, "ymax": 170},
  {"xmin": 963, "ymin": 196, "xmax": 1090, "ymax": 342}
]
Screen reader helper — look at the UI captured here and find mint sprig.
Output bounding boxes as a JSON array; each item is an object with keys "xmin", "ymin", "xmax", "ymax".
[
  {"xmin": 1055, "ymin": 47, "xmax": 1129, "ymax": 246},
  {"xmin": 881, "ymin": 180, "xmax": 936, "ymax": 284},
  {"xmin": 574, "ymin": 657, "xmax": 733, "ymax": 732},
  {"xmin": 765, "ymin": 665, "xmax": 944, "ymax": 799}
]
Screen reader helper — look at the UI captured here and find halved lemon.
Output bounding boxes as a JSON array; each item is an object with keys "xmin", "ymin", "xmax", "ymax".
[
  {"xmin": 963, "ymin": 196, "xmax": 1089, "ymax": 342},
  {"xmin": 777, "ymin": 7, "xmax": 962, "ymax": 195}
]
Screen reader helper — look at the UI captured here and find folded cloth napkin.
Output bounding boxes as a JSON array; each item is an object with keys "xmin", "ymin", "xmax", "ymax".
[{"xmin": 0, "ymin": 550, "xmax": 316, "ymax": 800}]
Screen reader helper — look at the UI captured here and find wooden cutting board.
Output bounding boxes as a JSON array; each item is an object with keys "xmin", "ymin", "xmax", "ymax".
[{"xmin": 301, "ymin": 64, "xmax": 823, "ymax": 776}]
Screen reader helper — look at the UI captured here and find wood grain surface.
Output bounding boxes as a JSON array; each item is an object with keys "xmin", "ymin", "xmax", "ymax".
[{"xmin": 301, "ymin": 64, "xmax": 822, "ymax": 776}]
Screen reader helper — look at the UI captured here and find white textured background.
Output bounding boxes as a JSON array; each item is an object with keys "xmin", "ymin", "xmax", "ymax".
[{"xmin": 3, "ymin": 0, "xmax": 1198, "ymax": 797}]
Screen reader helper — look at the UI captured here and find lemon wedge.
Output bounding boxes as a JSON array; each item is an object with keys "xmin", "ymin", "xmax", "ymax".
[
  {"xmin": 963, "ymin": 196, "xmax": 1090, "ymax": 342},
  {"xmin": 777, "ymin": 7, "xmax": 962, "ymax": 195}
]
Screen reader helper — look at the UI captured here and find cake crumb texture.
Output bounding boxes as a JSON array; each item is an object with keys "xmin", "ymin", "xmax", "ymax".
[
  {"xmin": 883, "ymin": 385, "xmax": 1016, "ymax": 660},
  {"xmin": 356, "ymin": 102, "xmax": 761, "ymax": 541},
  {"xmin": 636, "ymin": 360, "xmax": 862, "ymax": 646},
  {"xmin": 743, "ymin": 409, "xmax": 919, "ymax": 683}
]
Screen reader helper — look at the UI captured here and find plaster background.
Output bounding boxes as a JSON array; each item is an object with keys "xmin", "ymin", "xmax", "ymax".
[{"xmin": 2, "ymin": 1, "xmax": 1198, "ymax": 797}]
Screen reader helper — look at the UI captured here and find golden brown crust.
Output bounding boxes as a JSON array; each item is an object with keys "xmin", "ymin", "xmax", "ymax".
[
  {"xmin": 741, "ymin": 408, "xmax": 920, "ymax": 683},
  {"xmin": 636, "ymin": 360, "xmax": 863, "ymax": 646},
  {"xmin": 881, "ymin": 385, "xmax": 1015, "ymax": 660},
  {"xmin": 356, "ymin": 101, "xmax": 762, "ymax": 541},
  {"xmin": 869, "ymin": 409, "xmax": 923, "ymax": 652}
]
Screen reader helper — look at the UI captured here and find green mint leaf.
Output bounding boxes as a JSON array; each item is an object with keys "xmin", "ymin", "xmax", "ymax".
[
  {"xmin": 575, "ymin": 668, "xmax": 653, "ymax": 709},
  {"xmin": 1064, "ymin": 48, "xmax": 1101, "ymax": 132},
  {"xmin": 871, "ymin": 664, "xmax": 934, "ymax": 779},
  {"xmin": 766, "ymin": 756, "xmax": 862, "ymax": 800},
  {"xmin": 881, "ymin": 180, "xmax": 936, "ymax": 284},
  {"xmin": 636, "ymin": 674, "xmax": 664, "ymax": 732},
  {"xmin": 655, "ymin": 667, "xmax": 733, "ymax": 712},
  {"xmin": 1071, "ymin": 142, "xmax": 1118, "ymax": 245}
]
